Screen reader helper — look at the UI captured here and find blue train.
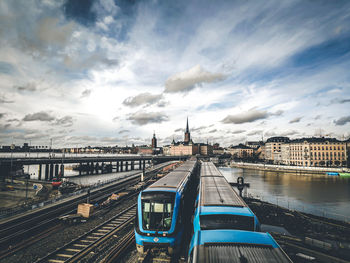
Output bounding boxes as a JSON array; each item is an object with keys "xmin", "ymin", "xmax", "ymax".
[
  {"xmin": 135, "ymin": 160, "xmax": 198, "ymax": 256},
  {"xmin": 188, "ymin": 161, "xmax": 292, "ymax": 262}
]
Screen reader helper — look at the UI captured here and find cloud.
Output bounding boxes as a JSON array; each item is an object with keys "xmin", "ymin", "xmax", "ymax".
[
  {"xmin": 222, "ymin": 110, "xmax": 269, "ymax": 124},
  {"xmin": 123, "ymin": 92, "xmax": 163, "ymax": 107},
  {"xmin": 128, "ymin": 111, "xmax": 169, "ymax": 126},
  {"xmin": 0, "ymin": 113, "xmax": 6, "ymax": 119},
  {"xmin": 23, "ymin": 111, "xmax": 55, "ymax": 122},
  {"xmin": 118, "ymin": 129, "xmax": 129, "ymax": 134},
  {"xmin": 164, "ymin": 65, "xmax": 226, "ymax": 93},
  {"xmin": 15, "ymin": 83, "xmax": 37, "ymax": 92},
  {"xmin": 53, "ymin": 116, "xmax": 74, "ymax": 127},
  {"xmin": 208, "ymin": 129, "xmax": 217, "ymax": 133},
  {"xmin": 174, "ymin": 128, "xmax": 184, "ymax": 132},
  {"xmin": 334, "ymin": 116, "xmax": 350, "ymax": 126},
  {"xmin": 247, "ymin": 130, "xmax": 263, "ymax": 136},
  {"xmin": 271, "ymin": 110, "xmax": 284, "ymax": 116},
  {"xmin": 0, "ymin": 94, "xmax": 14, "ymax": 104},
  {"xmin": 289, "ymin": 116, "xmax": 303, "ymax": 123},
  {"xmin": 192, "ymin": 126, "xmax": 208, "ymax": 132},
  {"xmin": 314, "ymin": 115, "xmax": 321, "ymax": 120},
  {"xmin": 330, "ymin": 98, "xmax": 350, "ymax": 104},
  {"xmin": 81, "ymin": 89, "xmax": 91, "ymax": 98},
  {"xmin": 230, "ymin": 130, "xmax": 246, "ymax": 134}
]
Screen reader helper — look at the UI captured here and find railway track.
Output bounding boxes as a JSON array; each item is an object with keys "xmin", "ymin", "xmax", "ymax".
[
  {"xmin": 35, "ymin": 204, "xmax": 137, "ymax": 263},
  {"xmin": 100, "ymin": 230, "xmax": 135, "ymax": 263},
  {"xmin": 0, "ymin": 173, "xmax": 140, "ymax": 252},
  {"xmin": 0, "ymin": 161, "xmax": 177, "ymax": 259}
]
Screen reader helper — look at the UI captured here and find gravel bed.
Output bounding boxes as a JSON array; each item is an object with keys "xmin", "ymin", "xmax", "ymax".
[{"xmin": 0, "ymin": 196, "xmax": 138, "ymax": 263}]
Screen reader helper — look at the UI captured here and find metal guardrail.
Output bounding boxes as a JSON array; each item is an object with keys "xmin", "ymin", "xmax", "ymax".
[{"xmin": 231, "ymin": 161, "xmax": 350, "ymax": 172}]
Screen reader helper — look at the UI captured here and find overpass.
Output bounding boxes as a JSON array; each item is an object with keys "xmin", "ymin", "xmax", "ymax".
[{"xmin": 0, "ymin": 155, "xmax": 188, "ymax": 181}]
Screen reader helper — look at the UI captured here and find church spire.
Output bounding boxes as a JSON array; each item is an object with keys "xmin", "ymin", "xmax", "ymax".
[
  {"xmin": 186, "ymin": 117, "xmax": 189, "ymax": 133},
  {"xmin": 184, "ymin": 117, "xmax": 191, "ymax": 143}
]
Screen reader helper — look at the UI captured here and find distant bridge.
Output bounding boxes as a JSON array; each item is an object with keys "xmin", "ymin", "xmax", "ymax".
[{"xmin": 0, "ymin": 155, "xmax": 188, "ymax": 181}]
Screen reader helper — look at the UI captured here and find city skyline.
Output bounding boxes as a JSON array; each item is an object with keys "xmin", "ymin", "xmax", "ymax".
[{"xmin": 1, "ymin": 0, "xmax": 350, "ymax": 147}]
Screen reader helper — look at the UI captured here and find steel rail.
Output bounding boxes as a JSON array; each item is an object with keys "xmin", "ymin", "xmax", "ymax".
[{"xmin": 35, "ymin": 204, "xmax": 137, "ymax": 263}]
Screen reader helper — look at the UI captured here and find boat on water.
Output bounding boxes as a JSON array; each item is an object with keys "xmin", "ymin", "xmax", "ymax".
[
  {"xmin": 339, "ymin": 172, "xmax": 350, "ymax": 177},
  {"xmin": 326, "ymin": 172, "xmax": 339, "ymax": 176}
]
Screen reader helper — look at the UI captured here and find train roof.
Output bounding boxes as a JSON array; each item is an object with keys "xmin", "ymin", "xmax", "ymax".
[
  {"xmin": 195, "ymin": 230, "xmax": 292, "ymax": 263},
  {"xmin": 200, "ymin": 162, "xmax": 222, "ymax": 177},
  {"xmin": 175, "ymin": 160, "xmax": 197, "ymax": 173},
  {"xmin": 200, "ymin": 175, "xmax": 246, "ymax": 207},
  {"xmin": 148, "ymin": 160, "xmax": 196, "ymax": 189}
]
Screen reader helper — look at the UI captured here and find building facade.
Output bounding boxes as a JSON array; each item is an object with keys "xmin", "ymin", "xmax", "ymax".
[
  {"xmin": 264, "ymin": 137, "xmax": 290, "ymax": 164},
  {"xmin": 228, "ymin": 144, "xmax": 254, "ymax": 158}
]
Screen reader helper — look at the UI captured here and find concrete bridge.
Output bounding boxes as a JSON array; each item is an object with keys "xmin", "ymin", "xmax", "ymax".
[{"xmin": 0, "ymin": 155, "xmax": 188, "ymax": 181}]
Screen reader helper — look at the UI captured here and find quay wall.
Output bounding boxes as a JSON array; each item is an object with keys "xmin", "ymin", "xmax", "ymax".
[{"xmin": 229, "ymin": 161, "xmax": 350, "ymax": 175}]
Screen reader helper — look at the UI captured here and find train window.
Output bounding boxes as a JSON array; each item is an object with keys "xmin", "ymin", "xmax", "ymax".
[
  {"xmin": 142, "ymin": 198, "xmax": 174, "ymax": 231},
  {"xmin": 200, "ymin": 214, "xmax": 255, "ymax": 231}
]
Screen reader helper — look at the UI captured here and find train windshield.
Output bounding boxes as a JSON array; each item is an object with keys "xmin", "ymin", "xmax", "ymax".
[
  {"xmin": 141, "ymin": 192, "xmax": 175, "ymax": 231},
  {"xmin": 200, "ymin": 214, "xmax": 255, "ymax": 231}
]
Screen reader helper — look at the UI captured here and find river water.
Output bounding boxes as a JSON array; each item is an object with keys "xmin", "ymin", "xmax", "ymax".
[{"xmin": 219, "ymin": 167, "xmax": 350, "ymax": 222}]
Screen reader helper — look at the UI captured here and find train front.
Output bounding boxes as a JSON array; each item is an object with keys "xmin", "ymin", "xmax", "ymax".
[{"xmin": 135, "ymin": 189, "xmax": 181, "ymax": 255}]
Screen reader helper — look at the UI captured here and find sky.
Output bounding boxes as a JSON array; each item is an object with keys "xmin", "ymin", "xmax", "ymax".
[{"xmin": 0, "ymin": 0, "xmax": 350, "ymax": 148}]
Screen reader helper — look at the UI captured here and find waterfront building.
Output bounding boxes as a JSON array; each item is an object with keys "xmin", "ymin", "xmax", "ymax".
[
  {"xmin": 264, "ymin": 137, "xmax": 290, "ymax": 164},
  {"xmin": 289, "ymin": 137, "xmax": 347, "ymax": 167},
  {"xmin": 227, "ymin": 144, "xmax": 254, "ymax": 158}
]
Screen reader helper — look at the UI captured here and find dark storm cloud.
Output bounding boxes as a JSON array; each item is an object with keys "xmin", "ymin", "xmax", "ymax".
[
  {"xmin": 334, "ymin": 116, "xmax": 350, "ymax": 126},
  {"xmin": 222, "ymin": 110, "xmax": 269, "ymax": 124},
  {"xmin": 289, "ymin": 116, "xmax": 303, "ymax": 123},
  {"xmin": 123, "ymin": 93, "xmax": 163, "ymax": 107},
  {"xmin": 128, "ymin": 112, "xmax": 168, "ymax": 126},
  {"xmin": 23, "ymin": 111, "xmax": 55, "ymax": 122},
  {"xmin": 80, "ymin": 89, "xmax": 91, "ymax": 98}
]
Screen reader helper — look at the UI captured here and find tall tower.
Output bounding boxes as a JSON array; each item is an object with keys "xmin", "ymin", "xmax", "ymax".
[
  {"xmin": 152, "ymin": 132, "xmax": 157, "ymax": 149},
  {"xmin": 184, "ymin": 117, "xmax": 191, "ymax": 143}
]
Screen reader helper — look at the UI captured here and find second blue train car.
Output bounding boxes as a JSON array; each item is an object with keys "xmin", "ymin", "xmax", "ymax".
[{"xmin": 135, "ymin": 160, "xmax": 198, "ymax": 255}]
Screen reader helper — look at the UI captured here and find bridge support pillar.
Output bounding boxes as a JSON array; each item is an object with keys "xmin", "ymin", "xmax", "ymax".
[
  {"xmin": 139, "ymin": 160, "xmax": 142, "ymax": 169},
  {"xmin": 120, "ymin": 161, "xmax": 123, "ymax": 172},
  {"xmin": 116, "ymin": 161, "xmax": 119, "ymax": 172},
  {"xmin": 131, "ymin": 161, "xmax": 134, "ymax": 170},
  {"xmin": 54, "ymin": 164, "xmax": 59, "ymax": 178},
  {"xmin": 45, "ymin": 164, "xmax": 49, "ymax": 180},
  {"xmin": 95, "ymin": 162, "xmax": 99, "ymax": 174},
  {"xmin": 38, "ymin": 164, "xmax": 42, "ymax": 180},
  {"xmin": 143, "ymin": 160, "xmax": 146, "ymax": 170},
  {"xmin": 126, "ymin": 161, "xmax": 128, "ymax": 171},
  {"xmin": 49, "ymin": 164, "xmax": 54, "ymax": 181},
  {"xmin": 60, "ymin": 164, "xmax": 64, "ymax": 177},
  {"xmin": 79, "ymin": 163, "xmax": 82, "ymax": 176}
]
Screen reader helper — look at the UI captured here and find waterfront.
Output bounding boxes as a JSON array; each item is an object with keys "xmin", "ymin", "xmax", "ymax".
[{"xmin": 220, "ymin": 167, "xmax": 350, "ymax": 222}]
